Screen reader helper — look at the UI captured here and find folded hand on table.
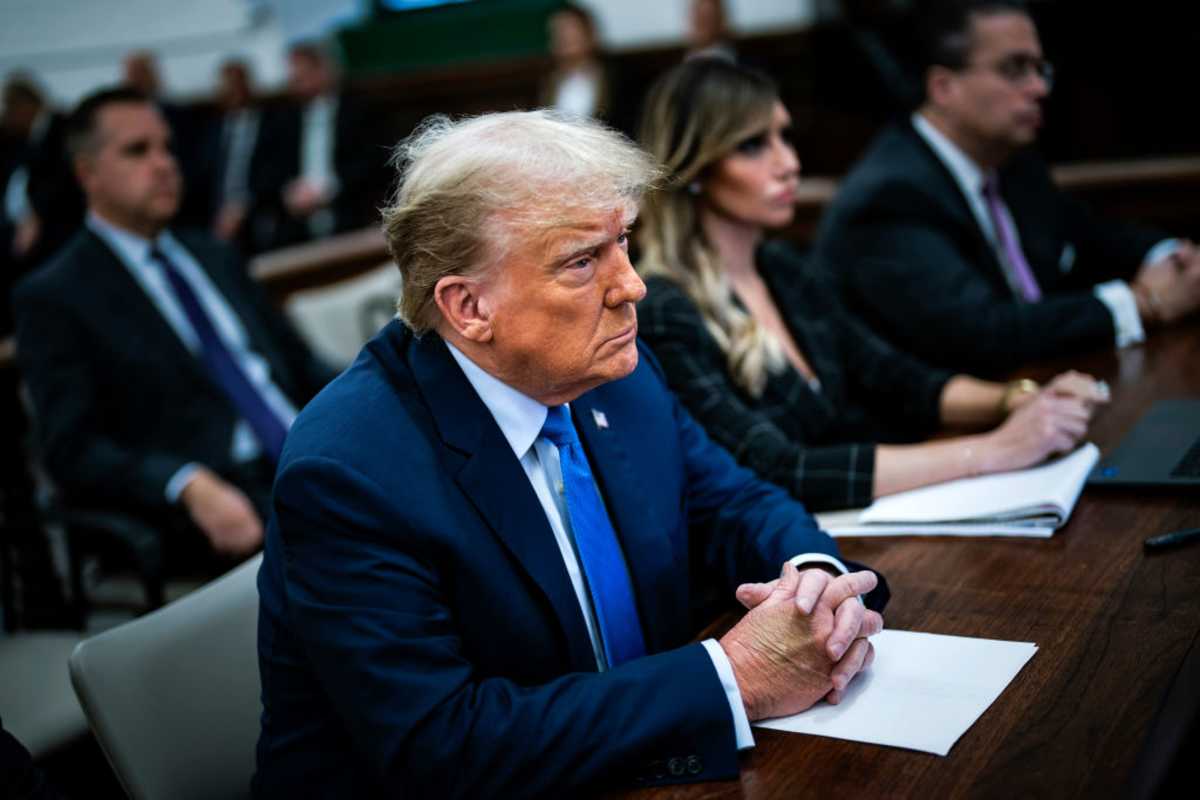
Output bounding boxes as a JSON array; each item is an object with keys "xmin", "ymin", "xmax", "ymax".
[{"xmin": 721, "ymin": 564, "xmax": 883, "ymax": 719}]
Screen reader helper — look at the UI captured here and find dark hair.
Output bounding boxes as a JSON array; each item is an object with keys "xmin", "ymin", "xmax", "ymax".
[
  {"xmin": 3, "ymin": 74, "xmax": 43, "ymax": 108},
  {"xmin": 555, "ymin": 2, "xmax": 597, "ymax": 37},
  {"xmin": 65, "ymin": 86, "xmax": 150, "ymax": 158},
  {"xmin": 917, "ymin": 0, "xmax": 1030, "ymax": 73}
]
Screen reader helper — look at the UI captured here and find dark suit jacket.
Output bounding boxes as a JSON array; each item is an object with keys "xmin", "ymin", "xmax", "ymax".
[
  {"xmin": 254, "ymin": 322, "xmax": 887, "ymax": 798},
  {"xmin": 815, "ymin": 119, "xmax": 1163, "ymax": 374},
  {"xmin": 639, "ymin": 241, "xmax": 952, "ymax": 511},
  {"xmin": 13, "ymin": 228, "xmax": 333, "ymax": 510},
  {"xmin": 247, "ymin": 93, "xmax": 381, "ymax": 251}
]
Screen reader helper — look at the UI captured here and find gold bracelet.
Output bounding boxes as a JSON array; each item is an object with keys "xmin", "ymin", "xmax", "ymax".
[{"xmin": 999, "ymin": 379, "xmax": 1040, "ymax": 415}]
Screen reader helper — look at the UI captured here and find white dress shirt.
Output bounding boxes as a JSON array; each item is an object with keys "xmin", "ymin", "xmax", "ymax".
[
  {"xmin": 445, "ymin": 341, "xmax": 849, "ymax": 751},
  {"xmin": 911, "ymin": 112, "xmax": 1172, "ymax": 349},
  {"xmin": 87, "ymin": 212, "xmax": 298, "ymax": 499},
  {"xmin": 300, "ymin": 94, "xmax": 338, "ymax": 238},
  {"xmin": 220, "ymin": 108, "xmax": 260, "ymax": 206}
]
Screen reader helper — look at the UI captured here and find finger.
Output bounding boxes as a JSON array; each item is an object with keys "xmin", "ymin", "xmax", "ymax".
[
  {"xmin": 793, "ymin": 567, "xmax": 831, "ymax": 615},
  {"xmin": 765, "ymin": 561, "xmax": 802, "ymax": 608},
  {"xmin": 824, "ymin": 687, "xmax": 844, "ymax": 705},
  {"xmin": 815, "ymin": 570, "xmax": 878, "ymax": 611},
  {"xmin": 862, "ymin": 640, "xmax": 876, "ymax": 670},
  {"xmin": 1059, "ymin": 398, "xmax": 1093, "ymax": 422},
  {"xmin": 735, "ymin": 580, "xmax": 776, "ymax": 610},
  {"xmin": 830, "ymin": 638, "xmax": 872, "ymax": 693},
  {"xmin": 1055, "ymin": 415, "xmax": 1088, "ymax": 440},
  {"xmin": 827, "ymin": 597, "xmax": 864, "ymax": 661},
  {"xmin": 858, "ymin": 610, "xmax": 884, "ymax": 639}
]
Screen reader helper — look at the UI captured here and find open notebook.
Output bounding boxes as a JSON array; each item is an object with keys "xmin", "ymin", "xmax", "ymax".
[{"xmin": 816, "ymin": 443, "xmax": 1099, "ymax": 538}]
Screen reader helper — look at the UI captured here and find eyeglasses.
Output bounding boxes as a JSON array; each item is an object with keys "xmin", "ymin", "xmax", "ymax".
[{"xmin": 963, "ymin": 56, "xmax": 1054, "ymax": 89}]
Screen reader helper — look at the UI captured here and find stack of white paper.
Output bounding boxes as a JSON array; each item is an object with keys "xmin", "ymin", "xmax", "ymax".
[
  {"xmin": 816, "ymin": 443, "xmax": 1099, "ymax": 538},
  {"xmin": 754, "ymin": 629, "xmax": 1038, "ymax": 755}
]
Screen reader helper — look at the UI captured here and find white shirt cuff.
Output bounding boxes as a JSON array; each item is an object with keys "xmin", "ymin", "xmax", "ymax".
[
  {"xmin": 703, "ymin": 554, "xmax": 853, "ymax": 751},
  {"xmin": 1143, "ymin": 238, "xmax": 1180, "ymax": 267},
  {"xmin": 701, "ymin": 638, "xmax": 756, "ymax": 750},
  {"xmin": 165, "ymin": 463, "xmax": 201, "ymax": 503},
  {"xmin": 1093, "ymin": 281, "xmax": 1145, "ymax": 348},
  {"xmin": 788, "ymin": 552, "xmax": 849, "ymax": 576}
]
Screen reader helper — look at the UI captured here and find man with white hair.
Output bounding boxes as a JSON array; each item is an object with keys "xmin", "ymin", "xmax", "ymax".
[{"xmin": 254, "ymin": 110, "xmax": 888, "ymax": 798}]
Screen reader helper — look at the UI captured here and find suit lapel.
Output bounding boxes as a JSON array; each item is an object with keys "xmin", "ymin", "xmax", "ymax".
[
  {"xmin": 570, "ymin": 388, "xmax": 674, "ymax": 654},
  {"xmin": 83, "ymin": 231, "xmax": 210, "ymax": 383},
  {"xmin": 405, "ymin": 329, "xmax": 597, "ymax": 672},
  {"xmin": 902, "ymin": 122, "xmax": 1010, "ymax": 289}
]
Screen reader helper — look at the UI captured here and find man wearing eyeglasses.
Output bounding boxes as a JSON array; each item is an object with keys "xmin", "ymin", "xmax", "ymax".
[{"xmin": 817, "ymin": 0, "xmax": 1200, "ymax": 374}]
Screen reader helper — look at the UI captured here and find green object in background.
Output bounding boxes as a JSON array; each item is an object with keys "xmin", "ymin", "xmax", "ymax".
[{"xmin": 340, "ymin": 0, "xmax": 564, "ymax": 77}]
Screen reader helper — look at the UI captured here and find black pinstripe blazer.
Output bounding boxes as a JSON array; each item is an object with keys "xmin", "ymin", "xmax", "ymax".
[{"xmin": 638, "ymin": 240, "xmax": 952, "ymax": 511}]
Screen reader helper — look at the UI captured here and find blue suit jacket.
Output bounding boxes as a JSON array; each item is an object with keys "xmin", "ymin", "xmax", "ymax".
[{"xmin": 254, "ymin": 320, "xmax": 885, "ymax": 798}]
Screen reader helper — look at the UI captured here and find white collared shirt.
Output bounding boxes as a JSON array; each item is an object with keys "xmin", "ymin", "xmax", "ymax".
[
  {"xmin": 445, "ymin": 340, "xmax": 850, "ymax": 750},
  {"xmin": 911, "ymin": 112, "xmax": 1158, "ymax": 348},
  {"xmin": 220, "ymin": 108, "xmax": 261, "ymax": 206},
  {"xmin": 87, "ymin": 212, "xmax": 298, "ymax": 498}
]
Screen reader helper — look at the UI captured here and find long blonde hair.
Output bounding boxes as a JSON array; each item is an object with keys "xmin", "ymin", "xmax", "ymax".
[{"xmin": 637, "ymin": 58, "xmax": 787, "ymax": 397}]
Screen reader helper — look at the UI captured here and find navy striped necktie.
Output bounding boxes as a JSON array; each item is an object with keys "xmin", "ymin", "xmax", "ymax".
[{"xmin": 148, "ymin": 246, "xmax": 288, "ymax": 463}]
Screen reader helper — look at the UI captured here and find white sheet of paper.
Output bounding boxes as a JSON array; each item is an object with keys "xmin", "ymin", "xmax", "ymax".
[
  {"xmin": 753, "ymin": 630, "xmax": 1037, "ymax": 756},
  {"xmin": 815, "ymin": 509, "xmax": 1056, "ymax": 538}
]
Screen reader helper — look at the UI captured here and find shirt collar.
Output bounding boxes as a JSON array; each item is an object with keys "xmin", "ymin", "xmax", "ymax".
[
  {"xmin": 912, "ymin": 111, "xmax": 991, "ymax": 195},
  {"xmin": 86, "ymin": 211, "xmax": 178, "ymax": 268},
  {"xmin": 444, "ymin": 339, "xmax": 549, "ymax": 460}
]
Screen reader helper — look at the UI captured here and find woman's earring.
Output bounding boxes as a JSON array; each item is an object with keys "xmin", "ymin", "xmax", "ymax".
[{"xmin": 687, "ymin": 181, "xmax": 701, "ymax": 195}]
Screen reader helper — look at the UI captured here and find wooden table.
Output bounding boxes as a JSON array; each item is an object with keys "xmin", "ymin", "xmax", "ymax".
[{"xmin": 620, "ymin": 320, "xmax": 1200, "ymax": 799}]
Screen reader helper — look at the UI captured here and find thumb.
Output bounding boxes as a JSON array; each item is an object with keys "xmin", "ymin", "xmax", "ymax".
[{"xmin": 735, "ymin": 580, "xmax": 775, "ymax": 610}]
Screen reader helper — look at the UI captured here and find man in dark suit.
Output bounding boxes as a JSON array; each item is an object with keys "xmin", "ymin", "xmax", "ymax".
[
  {"xmin": 247, "ymin": 42, "xmax": 377, "ymax": 252},
  {"xmin": 254, "ymin": 110, "xmax": 889, "ymax": 797},
  {"xmin": 1, "ymin": 75, "xmax": 84, "ymax": 288},
  {"xmin": 191, "ymin": 59, "xmax": 263, "ymax": 250},
  {"xmin": 14, "ymin": 87, "xmax": 333, "ymax": 559},
  {"xmin": 816, "ymin": 0, "xmax": 1200, "ymax": 374}
]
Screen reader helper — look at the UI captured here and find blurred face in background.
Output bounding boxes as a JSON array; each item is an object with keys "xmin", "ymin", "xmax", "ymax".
[
  {"xmin": 122, "ymin": 52, "xmax": 162, "ymax": 97},
  {"xmin": 1, "ymin": 86, "xmax": 43, "ymax": 137},
  {"xmin": 287, "ymin": 51, "xmax": 333, "ymax": 101},
  {"xmin": 932, "ymin": 11, "xmax": 1050, "ymax": 157},
  {"xmin": 549, "ymin": 9, "xmax": 596, "ymax": 67},
  {"xmin": 217, "ymin": 63, "xmax": 253, "ymax": 111},
  {"xmin": 77, "ymin": 102, "xmax": 181, "ymax": 237},
  {"xmin": 700, "ymin": 101, "xmax": 800, "ymax": 232},
  {"xmin": 689, "ymin": 0, "xmax": 727, "ymax": 48}
]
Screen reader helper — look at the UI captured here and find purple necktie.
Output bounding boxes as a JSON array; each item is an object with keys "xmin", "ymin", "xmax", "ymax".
[
  {"xmin": 981, "ymin": 176, "xmax": 1042, "ymax": 302},
  {"xmin": 149, "ymin": 247, "xmax": 289, "ymax": 463}
]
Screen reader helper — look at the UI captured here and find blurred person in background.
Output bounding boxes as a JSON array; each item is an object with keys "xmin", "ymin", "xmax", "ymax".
[
  {"xmin": 539, "ymin": 3, "xmax": 612, "ymax": 123},
  {"xmin": 816, "ymin": 0, "xmax": 1200, "ymax": 373},
  {"xmin": 686, "ymin": 0, "xmax": 736, "ymax": 61},
  {"xmin": 13, "ymin": 87, "xmax": 334, "ymax": 565},
  {"xmin": 248, "ymin": 41, "xmax": 375, "ymax": 252},
  {"xmin": 1, "ymin": 74, "xmax": 83, "ymax": 284},
  {"xmin": 636, "ymin": 57, "xmax": 1105, "ymax": 512},
  {"xmin": 121, "ymin": 50, "xmax": 207, "ymax": 226},
  {"xmin": 205, "ymin": 59, "xmax": 262, "ymax": 247}
]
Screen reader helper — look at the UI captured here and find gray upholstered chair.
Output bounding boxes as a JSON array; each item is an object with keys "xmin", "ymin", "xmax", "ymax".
[{"xmin": 68, "ymin": 553, "xmax": 262, "ymax": 800}]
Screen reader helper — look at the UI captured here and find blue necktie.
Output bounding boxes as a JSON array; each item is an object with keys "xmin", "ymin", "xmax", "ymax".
[
  {"xmin": 541, "ymin": 404, "xmax": 646, "ymax": 668},
  {"xmin": 149, "ymin": 247, "xmax": 288, "ymax": 463}
]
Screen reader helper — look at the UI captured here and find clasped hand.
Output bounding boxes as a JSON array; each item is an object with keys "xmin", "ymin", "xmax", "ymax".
[{"xmin": 720, "ymin": 563, "xmax": 883, "ymax": 721}]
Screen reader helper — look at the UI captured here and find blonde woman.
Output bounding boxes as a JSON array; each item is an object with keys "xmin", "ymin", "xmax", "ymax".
[{"xmin": 636, "ymin": 58, "xmax": 1107, "ymax": 511}]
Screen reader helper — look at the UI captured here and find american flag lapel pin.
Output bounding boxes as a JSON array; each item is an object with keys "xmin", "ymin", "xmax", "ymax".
[{"xmin": 592, "ymin": 409, "xmax": 609, "ymax": 430}]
